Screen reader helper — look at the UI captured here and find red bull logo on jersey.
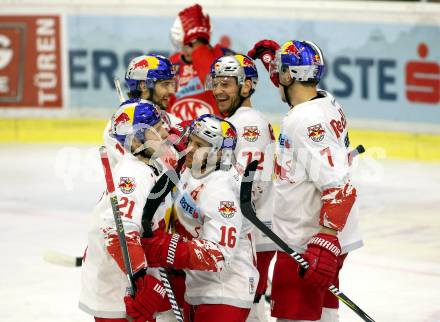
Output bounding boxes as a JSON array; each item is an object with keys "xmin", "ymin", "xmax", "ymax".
[
  {"xmin": 307, "ymin": 123, "xmax": 326, "ymax": 142},
  {"xmin": 330, "ymin": 108, "xmax": 347, "ymax": 139},
  {"xmin": 218, "ymin": 201, "xmax": 236, "ymax": 218},
  {"xmin": 242, "ymin": 126, "xmax": 261, "ymax": 142},
  {"xmin": 118, "ymin": 177, "xmax": 136, "ymax": 194}
]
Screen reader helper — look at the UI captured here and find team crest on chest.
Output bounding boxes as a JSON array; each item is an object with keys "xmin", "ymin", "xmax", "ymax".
[
  {"xmin": 218, "ymin": 201, "xmax": 237, "ymax": 218},
  {"xmin": 307, "ymin": 124, "xmax": 325, "ymax": 142},
  {"xmin": 118, "ymin": 177, "xmax": 136, "ymax": 194},
  {"xmin": 242, "ymin": 126, "xmax": 260, "ymax": 142}
]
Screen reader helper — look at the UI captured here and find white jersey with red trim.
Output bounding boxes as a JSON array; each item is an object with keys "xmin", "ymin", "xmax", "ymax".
[
  {"xmin": 226, "ymin": 106, "xmax": 277, "ymax": 252},
  {"xmin": 79, "ymin": 153, "xmax": 172, "ymax": 318},
  {"xmin": 272, "ymin": 90, "xmax": 362, "ymax": 254},
  {"xmin": 174, "ymin": 165, "xmax": 259, "ymax": 309}
]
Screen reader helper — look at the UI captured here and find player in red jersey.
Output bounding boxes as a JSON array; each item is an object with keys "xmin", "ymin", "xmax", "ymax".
[{"xmin": 167, "ymin": 4, "xmax": 234, "ymax": 121}]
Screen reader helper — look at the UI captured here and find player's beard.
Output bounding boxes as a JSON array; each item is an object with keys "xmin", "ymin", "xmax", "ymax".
[{"xmin": 152, "ymin": 95, "xmax": 169, "ymax": 110}]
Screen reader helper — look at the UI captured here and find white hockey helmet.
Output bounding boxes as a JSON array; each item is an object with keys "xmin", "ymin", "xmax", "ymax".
[
  {"xmin": 188, "ymin": 114, "xmax": 237, "ymax": 168},
  {"xmin": 170, "ymin": 16, "xmax": 184, "ymax": 51},
  {"xmin": 205, "ymin": 54, "xmax": 258, "ymax": 91},
  {"xmin": 189, "ymin": 114, "xmax": 237, "ymax": 151}
]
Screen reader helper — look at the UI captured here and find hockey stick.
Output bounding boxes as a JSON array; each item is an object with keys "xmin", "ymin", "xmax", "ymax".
[
  {"xmin": 240, "ymin": 160, "xmax": 375, "ymax": 322},
  {"xmin": 141, "ymin": 168, "xmax": 184, "ymax": 322},
  {"xmin": 141, "ymin": 169, "xmax": 180, "ymax": 237},
  {"xmin": 43, "ymin": 250, "xmax": 82, "ymax": 267},
  {"xmin": 100, "ymin": 145, "xmax": 136, "ymax": 296},
  {"xmin": 350, "ymin": 144, "xmax": 365, "ymax": 159},
  {"xmin": 114, "ymin": 78, "xmax": 126, "ymax": 103}
]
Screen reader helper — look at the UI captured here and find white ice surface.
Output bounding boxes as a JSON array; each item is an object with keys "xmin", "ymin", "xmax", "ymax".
[{"xmin": 0, "ymin": 145, "xmax": 439, "ymax": 322}]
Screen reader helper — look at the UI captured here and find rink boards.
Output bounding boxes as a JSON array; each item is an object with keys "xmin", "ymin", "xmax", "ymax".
[{"xmin": 0, "ymin": 117, "xmax": 439, "ymax": 162}]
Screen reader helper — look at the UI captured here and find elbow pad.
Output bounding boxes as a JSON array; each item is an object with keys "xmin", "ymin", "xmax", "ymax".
[
  {"xmin": 105, "ymin": 229, "xmax": 146, "ymax": 274},
  {"xmin": 319, "ymin": 182, "xmax": 357, "ymax": 231}
]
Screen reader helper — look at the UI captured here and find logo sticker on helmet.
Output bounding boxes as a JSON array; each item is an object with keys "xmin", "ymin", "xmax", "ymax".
[
  {"xmin": 133, "ymin": 59, "xmax": 149, "ymax": 69},
  {"xmin": 283, "ymin": 42, "xmax": 303, "ymax": 59},
  {"xmin": 113, "ymin": 106, "xmax": 134, "ymax": 135}
]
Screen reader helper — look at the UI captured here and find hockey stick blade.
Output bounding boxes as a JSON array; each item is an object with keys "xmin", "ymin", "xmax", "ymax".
[
  {"xmin": 240, "ymin": 160, "xmax": 375, "ymax": 322},
  {"xmin": 349, "ymin": 144, "xmax": 366, "ymax": 160},
  {"xmin": 43, "ymin": 250, "xmax": 82, "ymax": 267}
]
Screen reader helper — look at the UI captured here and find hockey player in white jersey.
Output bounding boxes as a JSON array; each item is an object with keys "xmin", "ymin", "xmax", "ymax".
[
  {"xmin": 125, "ymin": 114, "xmax": 259, "ymax": 322},
  {"xmin": 104, "ymin": 54, "xmax": 182, "ymax": 167},
  {"xmin": 250, "ymin": 40, "xmax": 363, "ymax": 321},
  {"xmin": 206, "ymin": 54, "xmax": 277, "ymax": 322},
  {"xmin": 79, "ymin": 100, "xmax": 174, "ymax": 322}
]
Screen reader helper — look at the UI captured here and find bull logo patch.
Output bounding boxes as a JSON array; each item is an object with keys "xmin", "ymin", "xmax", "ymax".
[
  {"xmin": 307, "ymin": 124, "xmax": 325, "ymax": 142},
  {"xmin": 242, "ymin": 126, "xmax": 260, "ymax": 142},
  {"xmin": 118, "ymin": 177, "xmax": 136, "ymax": 194},
  {"xmin": 218, "ymin": 201, "xmax": 236, "ymax": 218}
]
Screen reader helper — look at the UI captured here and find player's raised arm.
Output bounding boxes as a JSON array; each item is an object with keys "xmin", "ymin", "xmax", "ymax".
[{"xmin": 248, "ymin": 39, "xmax": 280, "ymax": 87}]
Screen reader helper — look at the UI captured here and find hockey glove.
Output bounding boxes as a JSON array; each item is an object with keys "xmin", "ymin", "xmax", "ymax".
[
  {"xmin": 141, "ymin": 230, "xmax": 183, "ymax": 268},
  {"xmin": 247, "ymin": 39, "xmax": 280, "ymax": 87},
  {"xmin": 299, "ymin": 233, "xmax": 341, "ymax": 288},
  {"xmin": 168, "ymin": 120, "xmax": 191, "ymax": 153},
  {"xmin": 178, "ymin": 4, "xmax": 211, "ymax": 45},
  {"xmin": 124, "ymin": 274, "xmax": 167, "ymax": 322},
  {"xmin": 141, "ymin": 230, "xmax": 225, "ymax": 271}
]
